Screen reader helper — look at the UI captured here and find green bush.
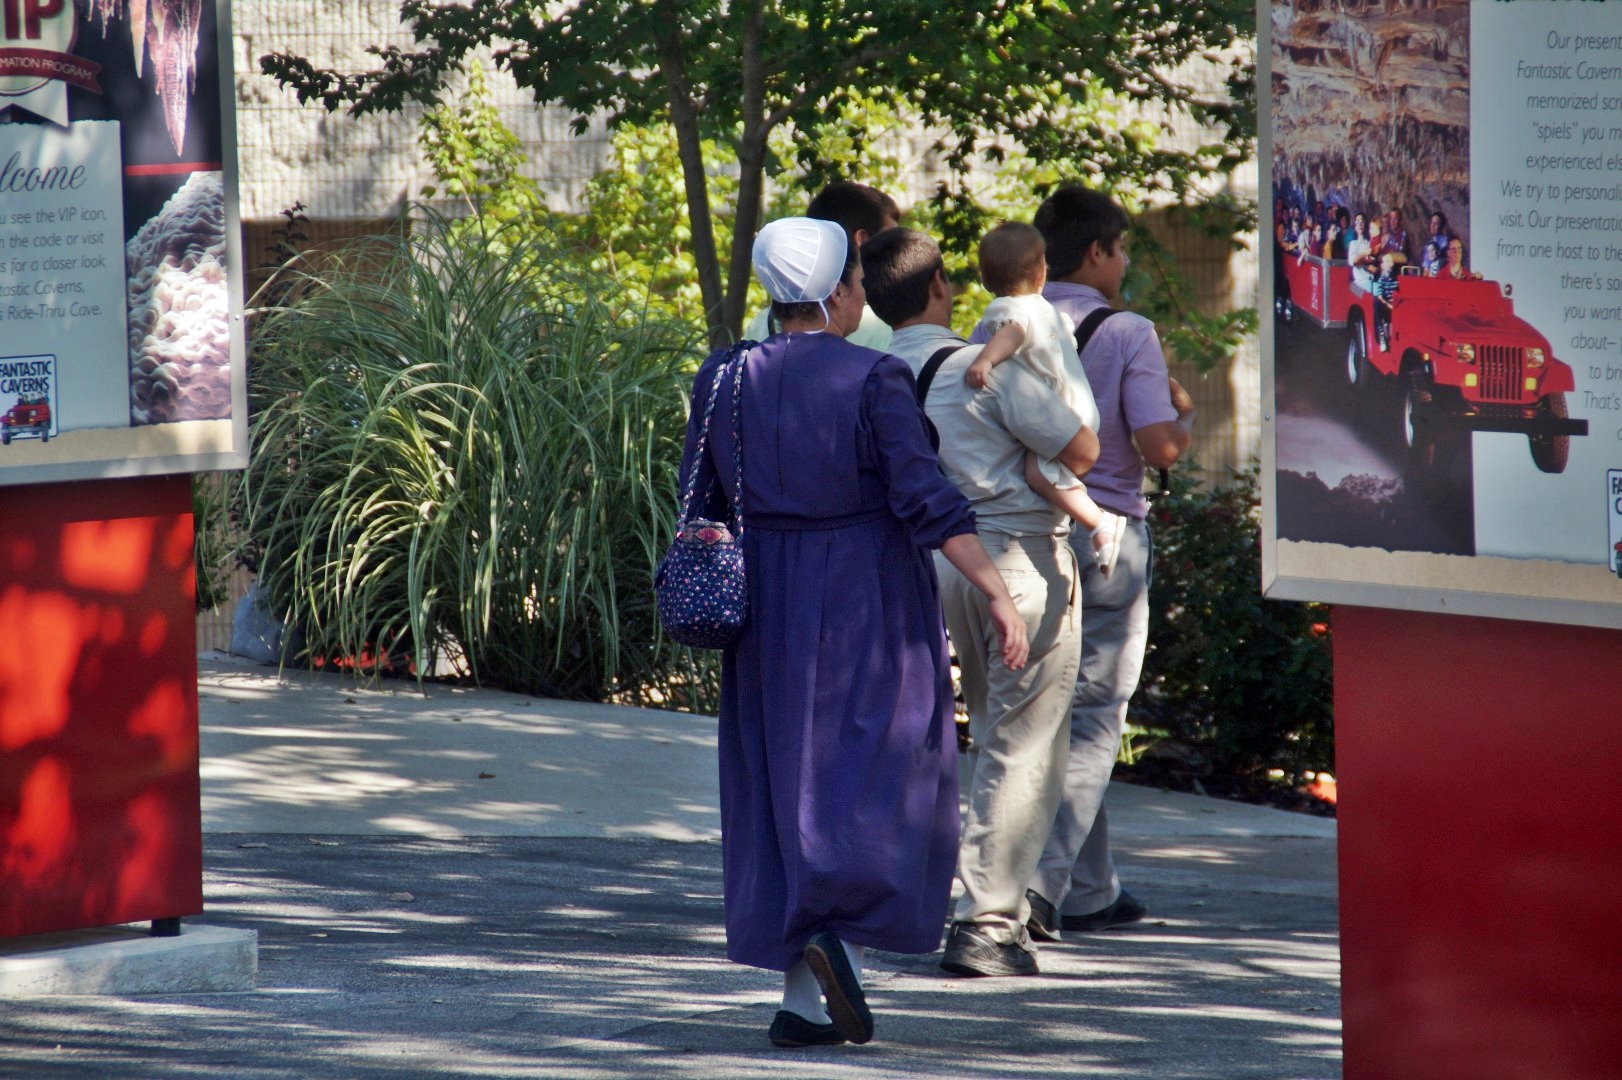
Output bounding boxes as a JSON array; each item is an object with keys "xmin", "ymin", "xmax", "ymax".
[
  {"xmin": 1134, "ymin": 465, "xmax": 1333, "ymax": 777},
  {"xmin": 239, "ymin": 210, "xmax": 718, "ymax": 708}
]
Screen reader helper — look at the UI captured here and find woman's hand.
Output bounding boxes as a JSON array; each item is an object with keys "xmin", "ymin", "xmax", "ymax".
[
  {"xmin": 987, "ymin": 593, "xmax": 1029, "ymax": 670},
  {"xmin": 939, "ymin": 533, "xmax": 1030, "ymax": 670}
]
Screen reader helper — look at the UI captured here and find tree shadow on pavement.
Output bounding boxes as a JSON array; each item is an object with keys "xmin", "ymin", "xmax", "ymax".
[{"xmin": 0, "ymin": 836, "xmax": 1340, "ymax": 1079}]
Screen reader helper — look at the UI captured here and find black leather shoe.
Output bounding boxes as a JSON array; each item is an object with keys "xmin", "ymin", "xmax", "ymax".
[
  {"xmin": 768, "ymin": 1010, "xmax": 846, "ymax": 1048},
  {"xmin": 940, "ymin": 922, "xmax": 1038, "ymax": 977},
  {"xmin": 1061, "ymin": 890, "xmax": 1147, "ymax": 932},
  {"xmin": 1025, "ymin": 889, "xmax": 1061, "ymax": 943},
  {"xmin": 804, "ymin": 931, "xmax": 874, "ymax": 1044}
]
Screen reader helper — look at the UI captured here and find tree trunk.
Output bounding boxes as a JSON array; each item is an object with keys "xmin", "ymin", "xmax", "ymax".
[
  {"xmin": 724, "ymin": 0, "xmax": 767, "ymax": 341},
  {"xmin": 653, "ymin": 9, "xmax": 727, "ymax": 350}
]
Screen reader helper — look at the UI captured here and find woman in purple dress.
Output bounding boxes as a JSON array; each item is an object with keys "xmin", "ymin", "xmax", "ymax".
[{"xmin": 680, "ymin": 218, "xmax": 1027, "ymax": 1048}]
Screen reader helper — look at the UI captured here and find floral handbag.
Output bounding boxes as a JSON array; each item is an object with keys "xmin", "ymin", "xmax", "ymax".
[{"xmin": 654, "ymin": 342, "xmax": 754, "ymax": 650}]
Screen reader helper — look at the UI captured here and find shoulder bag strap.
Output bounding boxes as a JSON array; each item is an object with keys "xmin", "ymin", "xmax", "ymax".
[
  {"xmin": 1073, "ymin": 306, "xmax": 1173, "ymax": 500},
  {"xmin": 678, "ymin": 353, "xmax": 732, "ymax": 526},
  {"xmin": 1072, "ymin": 306, "xmax": 1122, "ymax": 357},
  {"xmin": 915, "ymin": 341, "xmax": 969, "ymax": 404},
  {"xmin": 679, "ymin": 341, "xmax": 755, "ymax": 528},
  {"xmin": 724, "ymin": 342, "xmax": 753, "ymax": 535}
]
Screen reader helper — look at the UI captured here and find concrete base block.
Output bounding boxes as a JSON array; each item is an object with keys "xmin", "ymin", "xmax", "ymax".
[{"xmin": 0, "ymin": 924, "xmax": 257, "ymax": 996}]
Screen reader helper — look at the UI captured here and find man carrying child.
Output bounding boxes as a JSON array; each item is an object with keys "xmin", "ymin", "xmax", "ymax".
[
  {"xmin": 1015, "ymin": 185, "xmax": 1194, "ymax": 941},
  {"xmin": 862, "ymin": 226, "xmax": 1099, "ymax": 976},
  {"xmin": 964, "ymin": 221, "xmax": 1126, "ymax": 576}
]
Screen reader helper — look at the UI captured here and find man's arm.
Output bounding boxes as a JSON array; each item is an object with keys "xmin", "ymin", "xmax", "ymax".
[
  {"xmin": 985, "ymin": 358, "xmax": 1101, "ymax": 479},
  {"xmin": 1054, "ymin": 424, "xmax": 1100, "ymax": 478},
  {"xmin": 1133, "ymin": 376, "xmax": 1194, "ymax": 469}
]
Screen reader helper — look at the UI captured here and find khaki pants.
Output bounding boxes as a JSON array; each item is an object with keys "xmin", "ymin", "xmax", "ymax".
[
  {"xmin": 936, "ymin": 532, "xmax": 1082, "ymax": 946},
  {"xmin": 1033, "ymin": 516, "xmax": 1152, "ymax": 916}
]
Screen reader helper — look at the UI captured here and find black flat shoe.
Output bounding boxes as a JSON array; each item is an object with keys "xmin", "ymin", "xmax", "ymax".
[
  {"xmin": 804, "ymin": 931, "xmax": 874, "ymax": 1045},
  {"xmin": 768, "ymin": 1010, "xmax": 846, "ymax": 1048},
  {"xmin": 940, "ymin": 922, "xmax": 1039, "ymax": 977},
  {"xmin": 1025, "ymin": 889, "xmax": 1061, "ymax": 943},
  {"xmin": 1061, "ymin": 890, "xmax": 1147, "ymax": 932}
]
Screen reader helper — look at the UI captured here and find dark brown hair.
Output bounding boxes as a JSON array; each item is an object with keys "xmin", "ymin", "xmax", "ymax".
[
  {"xmin": 860, "ymin": 228, "xmax": 943, "ymax": 327},
  {"xmin": 807, "ymin": 181, "xmax": 900, "ymax": 240},
  {"xmin": 1034, "ymin": 185, "xmax": 1129, "ymax": 279}
]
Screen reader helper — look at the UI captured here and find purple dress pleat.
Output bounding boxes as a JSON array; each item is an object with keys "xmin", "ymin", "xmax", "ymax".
[{"xmin": 679, "ymin": 333, "xmax": 976, "ymax": 972}]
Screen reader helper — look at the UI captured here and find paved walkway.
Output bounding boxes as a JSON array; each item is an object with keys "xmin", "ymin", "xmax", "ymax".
[{"xmin": 1, "ymin": 654, "xmax": 1342, "ymax": 1078}]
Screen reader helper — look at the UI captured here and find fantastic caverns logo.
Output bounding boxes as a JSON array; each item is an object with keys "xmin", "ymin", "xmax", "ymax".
[{"xmin": 0, "ymin": 1, "xmax": 102, "ymax": 127}]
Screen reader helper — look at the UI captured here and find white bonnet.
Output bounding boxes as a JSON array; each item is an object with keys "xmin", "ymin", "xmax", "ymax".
[{"xmin": 751, "ymin": 217, "xmax": 849, "ymax": 303}]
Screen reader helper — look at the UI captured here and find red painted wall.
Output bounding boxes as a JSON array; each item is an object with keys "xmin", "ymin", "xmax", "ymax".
[
  {"xmin": 0, "ymin": 476, "xmax": 203, "ymax": 939},
  {"xmin": 1336, "ymin": 604, "xmax": 1622, "ymax": 1080}
]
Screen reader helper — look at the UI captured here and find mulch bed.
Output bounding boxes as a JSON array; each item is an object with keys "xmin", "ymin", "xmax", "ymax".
[{"xmin": 1112, "ymin": 757, "xmax": 1337, "ymax": 818}]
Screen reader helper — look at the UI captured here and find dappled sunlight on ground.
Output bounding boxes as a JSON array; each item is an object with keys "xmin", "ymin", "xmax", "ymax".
[
  {"xmin": 196, "ymin": 658, "xmax": 723, "ymax": 841},
  {"xmin": 0, "ymin": 655, "xmax": 1342, "ymax": 1076}
]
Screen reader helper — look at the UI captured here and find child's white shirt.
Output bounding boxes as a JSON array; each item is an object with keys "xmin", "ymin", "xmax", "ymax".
[{"xmin": 974, "ymin": 293, "xmax": 1101, "ymax": 488}]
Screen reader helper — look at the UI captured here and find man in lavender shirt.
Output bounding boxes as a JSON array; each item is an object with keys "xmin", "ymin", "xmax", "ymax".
[{"xmin": 1021, "ymin": 186, "xmax": 1194, "ymax": 937}]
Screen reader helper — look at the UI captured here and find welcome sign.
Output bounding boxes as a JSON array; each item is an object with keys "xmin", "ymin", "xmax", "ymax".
[{"xmin": 0, "ymin": 0, "xmax": 243, "ymax": 486}]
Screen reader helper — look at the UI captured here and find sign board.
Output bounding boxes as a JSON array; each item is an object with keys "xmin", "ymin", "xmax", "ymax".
[
  {"xmin": 1262, "ymin": 0, "xmax": 1622, "ymax": 629},
  {"xmin": 0, "ymin": 0, "xmax": 243, "ymax": 486}
]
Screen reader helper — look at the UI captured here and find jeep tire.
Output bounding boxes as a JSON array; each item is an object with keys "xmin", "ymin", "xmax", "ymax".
[
  {"xmin": 1346, "ymin": 314, "xmax": 1373, "ymax": 389},
  {"xmin": 1529, "ymin": 392, "xmax": 1570, "ymax": 474},
  {"xmin": 1402, "ymin": 374, "xmax": 1435, "ymax": 453}
]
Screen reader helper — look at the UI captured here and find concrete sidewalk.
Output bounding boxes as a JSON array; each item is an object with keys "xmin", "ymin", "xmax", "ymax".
[{"xmin": 0, "ymin": 654, "xmax": 1342, "ymax": 1078}]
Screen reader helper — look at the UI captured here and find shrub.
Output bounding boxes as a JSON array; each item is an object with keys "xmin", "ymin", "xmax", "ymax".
[
  {"xmin": 192, "ymin": 473, "xmax": 237, "ymax": 613},
  {"xmin": 1133, "ymin": 465, "xmax": 1334, "ymax": 777},
  {"xmin": 239, "ymin": 210, "xmax": 718, "ymax": 708}
]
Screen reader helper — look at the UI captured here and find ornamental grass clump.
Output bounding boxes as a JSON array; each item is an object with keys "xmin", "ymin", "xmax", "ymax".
[{"xmin": 241, "ymin": 210, "xmax": 715, "ymax": 706}]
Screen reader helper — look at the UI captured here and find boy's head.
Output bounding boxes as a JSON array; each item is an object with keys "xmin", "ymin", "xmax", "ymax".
[
  {"xmin": 861, "ymin": 228, "xmax": 945, "ymax": 327},
  {"xmin": 806, "ymin": 182, "xmax": 901, "ymax": 246},
  {"xmin": 978, "ymin": 222, "xmax": 1046, "ymax": 296},
  {"xmin": 1033, "ymin": 184, "xmax": 1130, "ymax": 280},
  {"xmin": 1380, "ymin": 253, "xmax": 1397, "ymax": 272}
]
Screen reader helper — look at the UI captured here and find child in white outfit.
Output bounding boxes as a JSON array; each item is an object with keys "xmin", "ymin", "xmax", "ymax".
[{"xmin": 964, "ymin": 222, "xmax": 1120, "ymax": 573}]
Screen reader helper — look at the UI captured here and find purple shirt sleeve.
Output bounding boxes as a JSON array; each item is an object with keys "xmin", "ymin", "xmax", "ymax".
[{"xmin": 1117, "ymin": 322, "xmax": 1179, "ymax": 435}]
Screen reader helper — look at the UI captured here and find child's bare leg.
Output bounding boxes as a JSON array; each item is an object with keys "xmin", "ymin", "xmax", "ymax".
[{"xmin": 1025, "ymin": 452, "xmax": 1121, "ymax": 574}]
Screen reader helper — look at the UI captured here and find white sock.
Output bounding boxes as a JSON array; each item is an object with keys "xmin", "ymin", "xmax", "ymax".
[
  {"xmin": 782, "ymin": 959, "xmax": 831, "ymax": 1023},
  {"xmin": 840, "ymin": 938, "xmax": 866, "ymax": 983}
]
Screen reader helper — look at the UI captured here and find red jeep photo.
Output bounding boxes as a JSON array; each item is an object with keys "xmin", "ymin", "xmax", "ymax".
[
  {"xmin": 1, "ymin": 397, "xmax": 53, "ymax": 445},
  {"xmin": 1282, "ymin": 253, "xmax": 1587, "ymax": 473}
]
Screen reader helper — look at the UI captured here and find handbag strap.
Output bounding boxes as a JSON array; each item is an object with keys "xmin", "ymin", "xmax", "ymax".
[
  {"xmin": 678, "ymin": 341, "xmax": 754, "ymax": 531},
  {"xmin": 724, "ymin": 343, "xmax": 749, "ymax": 536},
  {"xmin": 677, "ymin": 348, "xmax": 732, "ymax": 526}
]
